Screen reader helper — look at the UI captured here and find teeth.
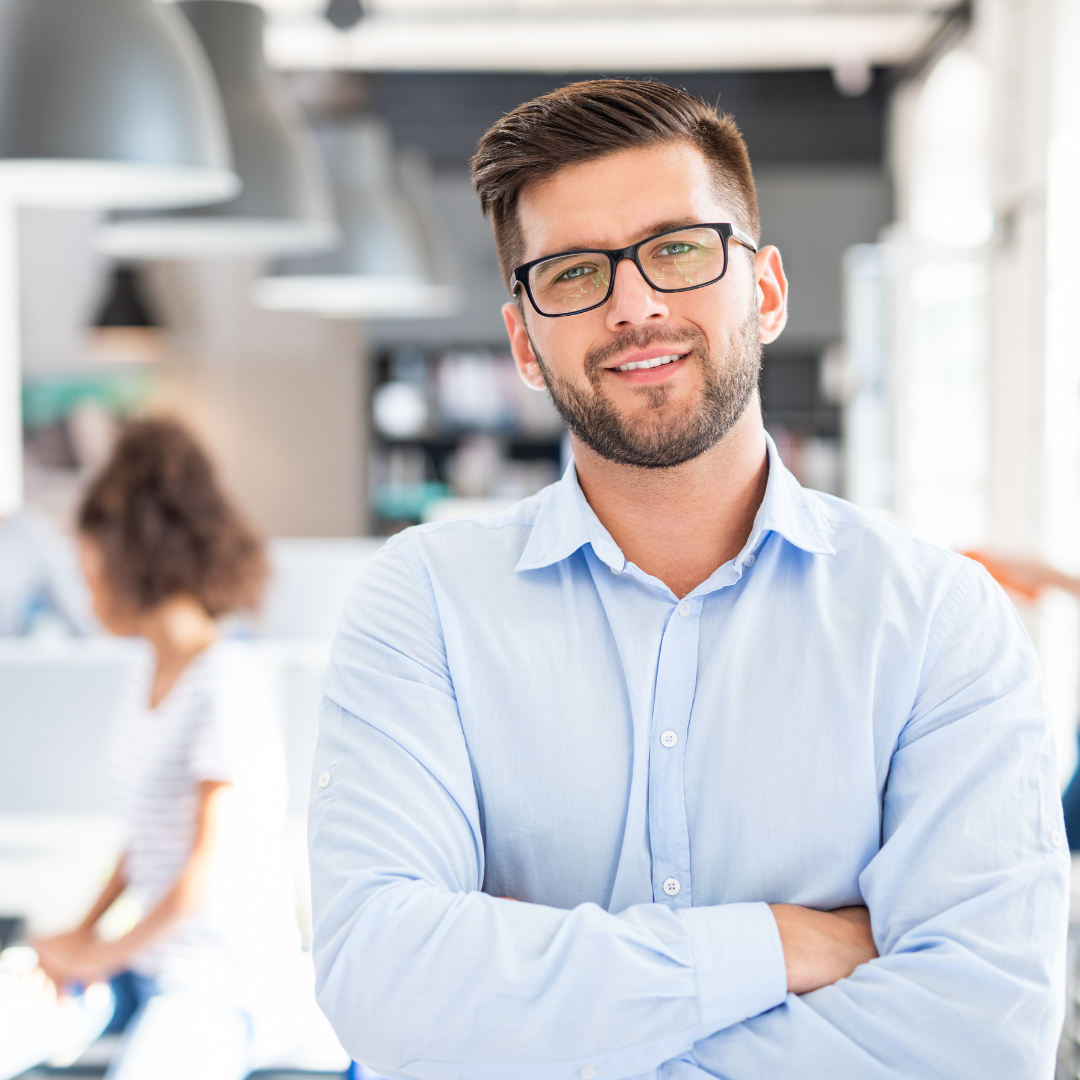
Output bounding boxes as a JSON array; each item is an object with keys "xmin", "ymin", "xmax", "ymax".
[{"xmin": 614, "ymin": 353, "xmax": 681, "ymax": 372}]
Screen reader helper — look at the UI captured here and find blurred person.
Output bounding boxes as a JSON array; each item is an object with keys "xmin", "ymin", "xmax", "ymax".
[
  {"xmin": 25, "ymin": 419, "xmax": 348, "ymax": 1080},
  {"xmin": 309, "ymin": 80, "xmax": 1068, "ymax": 1079},
  {"xmin": 964, "ymin": 551, "xmax": 1080, "ymax": 603}
]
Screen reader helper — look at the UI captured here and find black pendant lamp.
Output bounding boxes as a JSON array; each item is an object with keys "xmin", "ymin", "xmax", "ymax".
[{"xmin": 90, "ymin": 265, "xmax": 165, "ymax": 363}]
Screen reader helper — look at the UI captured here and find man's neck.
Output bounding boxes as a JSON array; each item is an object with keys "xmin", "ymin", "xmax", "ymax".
[{"xmin": 572, "ymin": 400, "xmax": 769, "ymax": 599}]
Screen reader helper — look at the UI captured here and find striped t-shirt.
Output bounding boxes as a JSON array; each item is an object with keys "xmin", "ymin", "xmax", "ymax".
[{"xmin": 107, "ymin": 639, "xmax": 300, "ymax": 1002}]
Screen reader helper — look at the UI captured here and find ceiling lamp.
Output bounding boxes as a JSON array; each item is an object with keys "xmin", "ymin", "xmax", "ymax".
[
  {"xmin": 0, "ymin": 0, "xmax": 237, "ymax": 209},
  {"xmin": 90, "ymin": 265, "xmax": 165, "ymax": 363},
  {"xmin": 98, "ymin": 0, "xmax": 338, "ymax": 260},
  {"xmin": 252, "ymin": 119, "xmax": 459, "ymax": 319}
]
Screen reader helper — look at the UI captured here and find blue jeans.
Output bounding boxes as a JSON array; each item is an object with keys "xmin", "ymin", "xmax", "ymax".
[
  {"xmin": 1063, "ymin": 753, "xmax": 1080, "ymax": 852},
  {"xmin": 102, "ymin": 971, "xmax": 157, "ymax": 1036}
]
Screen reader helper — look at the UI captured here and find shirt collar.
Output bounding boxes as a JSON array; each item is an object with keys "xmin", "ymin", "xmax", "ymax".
[
  {"xmin": 748, "ymin": 431, "xmax": 836, "ymax": 558},
  {"xmin": 515, "ymin": 430, "xmax": 834, "ymax": 574}
]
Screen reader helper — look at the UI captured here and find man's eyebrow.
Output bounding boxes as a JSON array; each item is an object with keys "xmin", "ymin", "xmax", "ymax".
[{"xmin": 636, "ymin": 219, "xmax": 703, "ymax": 240}]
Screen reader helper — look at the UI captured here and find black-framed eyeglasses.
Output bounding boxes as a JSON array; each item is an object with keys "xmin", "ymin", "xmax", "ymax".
[{"xmin": 509, "ymin": 222, "xmax": 758, "ymax": 318}]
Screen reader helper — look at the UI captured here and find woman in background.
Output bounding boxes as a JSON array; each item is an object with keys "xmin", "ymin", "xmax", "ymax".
[{"xmin": 31, "ymin": 418, "xmax": 347, "ymax": 1079}]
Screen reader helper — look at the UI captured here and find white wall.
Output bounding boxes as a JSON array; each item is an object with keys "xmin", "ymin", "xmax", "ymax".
[{"xmin": 146, "ymin": 260, "xmax": 370, "ymax": 538}]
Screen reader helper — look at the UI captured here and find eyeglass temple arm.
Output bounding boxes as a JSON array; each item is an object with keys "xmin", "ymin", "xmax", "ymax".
[{"xmin": 730, "ymin": 226, "xmax": 758, "ymax": 253}]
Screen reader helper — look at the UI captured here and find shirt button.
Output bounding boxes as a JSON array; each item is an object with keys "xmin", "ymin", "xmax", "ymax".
[
  {"xmin": 660, "ymin": 730, "xmax": 678, "ymax": 748},
  {"xmin": 609, "ymin": 562, "xmax": 622, "ymax": 574},
  {"xmin": 1051, "ymin": 830, "xmax": 1064, "ymax": 848},
  {"xmin": 677, "ymin": 600, "xmax": 691, "ymax": 616},
  {"xmin": 744, "ymin": 553, "xmax": 756, "ymax": 567},
  {"xmin": 662, "ymin": 877, "xmax": 681, "ymax": 896},
  {"xmin": 580, "ymin": 1069, "xmax": 597, "ymax": 1080},
  {"xmin": 318, "ymin": 771, "xmax": 332, "ymax": 788}
]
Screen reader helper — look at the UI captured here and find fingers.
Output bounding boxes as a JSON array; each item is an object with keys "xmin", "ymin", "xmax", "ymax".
[{"xmin": 770, "ymin": 903, "xmax": 878, "ymax": 995}]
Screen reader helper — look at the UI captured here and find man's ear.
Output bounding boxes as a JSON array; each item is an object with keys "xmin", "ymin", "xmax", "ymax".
[
  {"xmin": 755, "ymin": 245, "xmax": 788, "ymax": 344},
  {"xmin": 503, "ymin": 301, "xmax": 548, "ymax": 391}
]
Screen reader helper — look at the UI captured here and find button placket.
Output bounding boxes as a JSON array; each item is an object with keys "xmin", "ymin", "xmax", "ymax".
[{"xmin": 648, "ymin": 598, "xmax": 700, "ymax": 906}]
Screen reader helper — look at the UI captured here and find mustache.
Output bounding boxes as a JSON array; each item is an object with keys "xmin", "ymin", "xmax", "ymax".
[{"xmin": 584, "ymin": 325, "xmax": 709, "ymax": 377}]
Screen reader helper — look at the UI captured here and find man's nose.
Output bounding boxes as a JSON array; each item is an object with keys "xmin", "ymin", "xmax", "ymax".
[{"xmin": 604, "ymin": 257, "xmax": 670, "ymax": 329}]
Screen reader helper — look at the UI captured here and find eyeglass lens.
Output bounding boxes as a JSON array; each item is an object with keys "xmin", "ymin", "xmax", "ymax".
[{"xmin": 527, "ymin": 227, "xmax": 727, "ymax": 315}]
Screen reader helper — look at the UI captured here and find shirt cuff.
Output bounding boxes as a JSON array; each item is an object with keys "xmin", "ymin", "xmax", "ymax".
[{"xmin": 681, "ymin": 901, "xmax": 788, "ymax": 1034}]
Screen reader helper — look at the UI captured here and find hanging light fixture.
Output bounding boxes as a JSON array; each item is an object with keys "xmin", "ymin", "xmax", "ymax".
[
  {"xmin": 251, "ymin": 119, "xmax": 459, "ymax": 319},
  {"xmin": 89, "ymin": 264, "xmax": 165, "ymax": 363},
  {"xmin": 0, "ymin": 0, "xmax": 237, "ymax": 209},
  {"xmin": 97, "ymin": 0, "xmax": 338, "ymax": 259}
]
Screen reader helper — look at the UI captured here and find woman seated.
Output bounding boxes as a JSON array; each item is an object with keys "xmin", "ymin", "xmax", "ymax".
[{"xmin": 25, "ymin": 418, "xmax": 348, "ymax": 1080}]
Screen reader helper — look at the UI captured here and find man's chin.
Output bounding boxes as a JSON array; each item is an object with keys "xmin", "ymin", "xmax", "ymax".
[{"xmin": 578, "ymin": 422, "xmax": 721, "ymax": 469}]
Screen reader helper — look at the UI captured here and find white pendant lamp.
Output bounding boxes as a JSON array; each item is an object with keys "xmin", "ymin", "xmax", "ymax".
[
  {"xmin": 252, "ymin": 119, "xmax": 460, "ymax": 319},
  {"xmin": 98, "ymin": 0, "xmax": 339, "ymax": 259},
  {"xmin": 0, "ymin": 0, "xmax": 238, "ymax": 209}
]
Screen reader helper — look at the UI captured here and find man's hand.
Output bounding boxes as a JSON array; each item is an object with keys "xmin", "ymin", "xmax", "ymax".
[{"xmin": 769, "ymin": 904, "xmax": 878, "ymax": 994}]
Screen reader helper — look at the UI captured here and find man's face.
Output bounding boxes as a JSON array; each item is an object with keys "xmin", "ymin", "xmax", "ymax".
[{"xmin": 502, "ymin": 141, "xmax": 787, "ymax": 468}]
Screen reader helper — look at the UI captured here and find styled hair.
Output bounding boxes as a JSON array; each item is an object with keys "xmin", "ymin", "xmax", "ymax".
[
  {"xmin": 78, "ymin": 418, "xmax": 267, "ymax": 617},
  {"xmin": 471, "ymin": 78, "xmax": 760, "ymax": 287}
]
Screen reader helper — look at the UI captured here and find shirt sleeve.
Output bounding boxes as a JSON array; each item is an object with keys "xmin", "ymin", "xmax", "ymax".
[
  {"xmin": 673, "ymin": 561, "xmax": 1069, "ymax": 1078},
  {"xmin": 187, "ymin": 658, "xmax": 237, "ymax": 785},
  {"xmin": 309, "ymin": 539, "xmax": 788, "ymax": 1080}
]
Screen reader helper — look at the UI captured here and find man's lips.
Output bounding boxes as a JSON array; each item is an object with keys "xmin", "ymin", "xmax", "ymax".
[{"xmin": 603, "ymin": 346, "xmax": 691, "ymax": 380}]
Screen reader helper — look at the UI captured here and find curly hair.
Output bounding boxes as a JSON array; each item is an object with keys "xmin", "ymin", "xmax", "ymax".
[
  {"xmin": 471, "ymin": 79, "xmax": 760, "ymax": 288},
  {"xmin": 78, "ymin": 418, "xmax": 267, "ymax": 617}
]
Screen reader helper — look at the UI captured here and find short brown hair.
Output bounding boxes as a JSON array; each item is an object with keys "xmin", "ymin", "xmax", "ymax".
[
  {"xmin": 471, "ymin": 78, "xmax": 760, "ymax": 288},
  {"xmin": 79, "ymin": 418, "xmax": 267, "ymax": 617}
]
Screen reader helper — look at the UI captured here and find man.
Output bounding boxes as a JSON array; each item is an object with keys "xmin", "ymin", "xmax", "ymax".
[{"xmin": 310, "ymin": 80, "xmax": 1068, "ymax": 1077}]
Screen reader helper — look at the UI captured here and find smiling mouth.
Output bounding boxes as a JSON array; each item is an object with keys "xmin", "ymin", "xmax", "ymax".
[{"xmin": 612, "ymin": 352, "xmax": 685, "ymax": 373}]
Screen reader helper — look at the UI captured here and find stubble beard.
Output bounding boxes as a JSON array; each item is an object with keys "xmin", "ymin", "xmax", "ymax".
[{"xmin": 530, "ymin": 297, "xmax": 763, "ymax": 469}]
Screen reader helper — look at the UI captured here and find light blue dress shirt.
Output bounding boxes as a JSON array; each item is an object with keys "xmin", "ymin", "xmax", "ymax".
[{"xmin": 310, "ymin": 438, "xmax": 1068, "ymax": 1080}]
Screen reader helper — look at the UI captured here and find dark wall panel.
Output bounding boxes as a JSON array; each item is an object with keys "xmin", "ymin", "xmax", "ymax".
[{"xmin": 370, "ymin": 69, "xmax": 891, "ymax": 171}]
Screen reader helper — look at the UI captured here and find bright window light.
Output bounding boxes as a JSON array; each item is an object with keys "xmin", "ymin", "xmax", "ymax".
[
  {"xmin": 909, "ymin": 50, "xmax": 993, "ymax": 249},
  {"xmin": 895, "ymin": 49, "xmax": 992, "ymax": 552}
]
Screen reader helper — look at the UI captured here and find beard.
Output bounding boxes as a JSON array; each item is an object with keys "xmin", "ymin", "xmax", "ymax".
[{"xmin": 530, "ymin": 296, "xmax": 763, "ymax": 469}]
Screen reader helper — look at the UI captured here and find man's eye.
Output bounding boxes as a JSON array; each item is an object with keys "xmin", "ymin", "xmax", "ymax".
[
  {"xmin": 657, "ymin": 242, "xmax": 696, "ymax": 256},
  {"xmin": 555, "ymin": 264, "xmax": 597, "ymax": 282}
]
